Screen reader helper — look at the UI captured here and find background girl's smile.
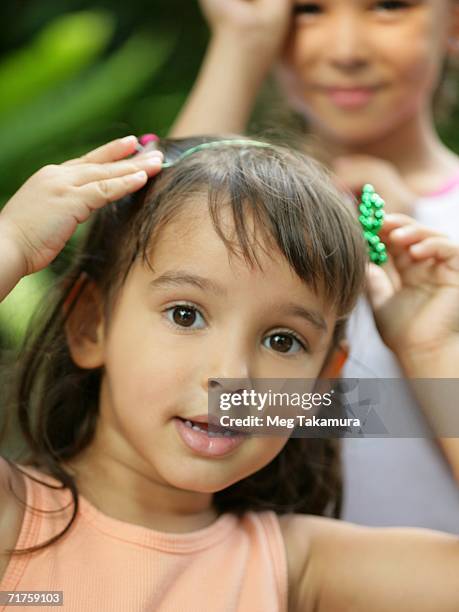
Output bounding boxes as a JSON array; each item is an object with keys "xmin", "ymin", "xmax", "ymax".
[{"xmin": 318, "ymin": 84, "xmax": 384, "ymax": 110}]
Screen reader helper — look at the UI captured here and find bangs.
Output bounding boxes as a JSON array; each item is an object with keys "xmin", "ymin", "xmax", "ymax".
[{"xmin": 129, "ymin": 143, "xmax": 366, "ymax": 318}]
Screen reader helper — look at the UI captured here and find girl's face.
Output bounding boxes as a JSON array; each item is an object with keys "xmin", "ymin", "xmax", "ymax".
[
  {"xmin": 82, "ymin": 202, "xmax": 337, "ymax": 495},
  {"xmin": 280, "ymin": 0, "xmax": 458, "ymax": 145}
]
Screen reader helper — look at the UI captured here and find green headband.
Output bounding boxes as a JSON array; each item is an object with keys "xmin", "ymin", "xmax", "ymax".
[
  {"xmin": 160, "ymin": 139, "xmax": 272, "ymax": 168},
  {"xmin": 158, "ymin": 139, "xmax": 387, "ymax": 265}
]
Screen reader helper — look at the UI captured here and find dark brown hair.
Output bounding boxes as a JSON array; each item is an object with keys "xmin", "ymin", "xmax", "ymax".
[{"xmin": 1, "ymin": 136, "xmax": 367, "ymax": 554}]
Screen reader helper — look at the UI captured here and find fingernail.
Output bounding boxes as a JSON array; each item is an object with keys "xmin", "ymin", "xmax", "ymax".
[
  {"xmin": 132, "ymin": 170, "xmax": 147, "ymax": 180},
  {"xmin": 139, "ymin": 133, "xmax": 159, "ymax": 146},
  {"xmin": 392, "ymin": 227, "xmax": 412, "ymax": 238},
  {"xmin": 143, "ymin": 157, "xmax": 163, "ymax": 168},
  {"xmin": 121, "ymin": 135, "xmax": 137, "ymax": 145},
  {"xmin": 145, "ymin": 150, "xmax": 163, "ymax": 159}
]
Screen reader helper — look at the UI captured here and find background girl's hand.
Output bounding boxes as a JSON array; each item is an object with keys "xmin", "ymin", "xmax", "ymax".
[
  {"xmin": 0, "ymin": 137, "xmax": 162, "ymax": 277},
  {"xmin": 366, "ymin": 214, "xmax": 459, "ymax": 375},
  {"xmin": 199, "ymin": 0, "xmax": 293, "ymax": 60},
  {"xmin": 333, "ymin": 155, "xmax": 416, "ymax": 216}
]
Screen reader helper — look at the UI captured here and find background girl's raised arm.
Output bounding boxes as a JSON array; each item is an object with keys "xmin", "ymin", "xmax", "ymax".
[{"xmin": 170, "ymin": 0, "xmax": 293, "ymax": 138}]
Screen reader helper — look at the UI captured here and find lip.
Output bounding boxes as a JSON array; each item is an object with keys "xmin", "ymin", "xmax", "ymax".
[
  {"xmin": 173, "ymin": 417, "xmax": 249, "ymax": 458},
  {"xmin": 178, "ymin": 414, "xmax": 248, "ymax": 435},
  {"xmin": 182, "ymin": 414, "xmax": 215, "ymax": 425},
  {"xmin": 319, "ymin": 85, "xmax": 382, "ymax": 109}
]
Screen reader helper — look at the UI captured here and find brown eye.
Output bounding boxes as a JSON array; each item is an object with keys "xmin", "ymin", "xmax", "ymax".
[
  {"xmin": 168, "ymin": 305, "xmax": 204, "ymax": 328},
  {"xmin": 271, "ymin": 334, "xmax": 293, "ymax": 353},
  {"xmin": 265, "ymin": 332, "xmax": 307, "ymax": 355}
]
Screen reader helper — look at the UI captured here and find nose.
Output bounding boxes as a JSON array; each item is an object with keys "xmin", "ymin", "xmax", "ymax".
[
  {"xmin": 326, "ymin": 13, "xmax": 369, "ymax": 71},
  {"xmin": 202, "ymin": 335, "xmax": 253, "ymax": 394}
]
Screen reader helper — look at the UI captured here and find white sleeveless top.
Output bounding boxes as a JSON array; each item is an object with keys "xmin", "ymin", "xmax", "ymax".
[{"xmin": 342, "ymin": 174, "xmax": 459, "ymax": 532}]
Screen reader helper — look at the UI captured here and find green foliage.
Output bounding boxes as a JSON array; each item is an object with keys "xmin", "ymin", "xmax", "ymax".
[
  {"xmin": 0, "ymin": 29, "xmax": 176, "ymax": 186},
  {"xmin": 0, "ymin": 3, "xmax": 201, "ymax": 347},
  {"xmin": 0, "ymin": 11, "xmax": 115, "ymax": 117}
]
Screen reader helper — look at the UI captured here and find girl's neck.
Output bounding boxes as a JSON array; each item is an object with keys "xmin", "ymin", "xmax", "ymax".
[
  {"xmin": 313, "ymin": 108, "xmax": 459, "ymax": 195},
  {"xmin": 64, "ymin": 445, "xmax": 219, "ymax": 534}
]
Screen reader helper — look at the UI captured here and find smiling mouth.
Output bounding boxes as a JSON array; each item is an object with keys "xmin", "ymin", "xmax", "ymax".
[
  {"xmin": 176, "ymin": 416, "xmax": 248, "ymax": 438},
  {"xmin": 319, "ymin": 86, "xmax": 382, "ymax": 108}
]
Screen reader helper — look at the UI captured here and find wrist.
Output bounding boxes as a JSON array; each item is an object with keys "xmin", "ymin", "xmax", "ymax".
[
  {"xmin": 210, "ymin": 31, "xmax": 278, "ymax": 80},
  {"xmin": 0, "ymin": 217, "xmax": 28, "ymax": 279},
  {"xmin": 396, "ymin": 345, "xmax": 456, "ymax": 378}
]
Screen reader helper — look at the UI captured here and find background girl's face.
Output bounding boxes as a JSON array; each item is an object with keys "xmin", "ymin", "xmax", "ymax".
[
  {"xmin": 280, "ymin": 0, "xmax": 458, "ymax": 146},
  {"xmin": 90, "ymin": 202, "xmax": 337, "ymax": 495}
]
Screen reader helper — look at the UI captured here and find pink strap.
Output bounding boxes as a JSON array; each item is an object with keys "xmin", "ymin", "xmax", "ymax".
[{"xmin": 427, "ymin": 171, "xmax": 459, "ymax": 197}]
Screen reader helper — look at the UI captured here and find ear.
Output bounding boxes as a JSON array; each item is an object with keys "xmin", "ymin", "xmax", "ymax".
[
  {"xmin": 64, "ymin": 273, "xmax": 105, "ymax": 369},
  {"xmin": 318, "ymin": 341, "xmax": 349, "ymax": 379}
]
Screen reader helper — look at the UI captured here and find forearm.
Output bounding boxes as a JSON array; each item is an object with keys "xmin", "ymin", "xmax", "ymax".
[
  {"xmin": 398, "ymin": 349, "xmax": 459, "ymax": 482},
  {"xmin": 170, "ymin": 34, "xmax": 270, "ymax": 138},
  {"xmin": 0, "ymin": 219, "xmax": 26, "ymax": 303}
]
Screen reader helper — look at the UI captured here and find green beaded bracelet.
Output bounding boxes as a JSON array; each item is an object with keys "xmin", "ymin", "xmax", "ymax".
[{"xmin": 358, "ymin": 184, "xmax": 387, "ymax": 265}]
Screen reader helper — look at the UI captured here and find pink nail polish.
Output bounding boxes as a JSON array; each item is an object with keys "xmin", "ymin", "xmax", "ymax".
[{"xmin": 139, "ymin": 133, "xmax": 159, "ymax": 146}]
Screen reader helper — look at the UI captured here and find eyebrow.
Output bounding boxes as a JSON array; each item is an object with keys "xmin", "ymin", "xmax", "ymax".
[
  {"xmin": 149, "ymin": 271, "xmax": 328, "ymax": 332},
  {"xmin": 278, "ymin": 303, "xmax": 328, "ymax": 333},
  {"xmin": 149, "ymin": 271, "xmax": 227, "ymax": 297}
]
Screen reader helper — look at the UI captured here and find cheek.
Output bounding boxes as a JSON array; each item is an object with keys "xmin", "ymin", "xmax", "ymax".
[
  {"xmin": 383, "ymin": 24, "xmax": 444, "ymax": 96},
  {"xmin": 281, "ymin": 27, "xmax": 319, "ymax": 76},
  {"xmin": 103, "ymin": 314, "xmax": 190, "ymax": 422}
]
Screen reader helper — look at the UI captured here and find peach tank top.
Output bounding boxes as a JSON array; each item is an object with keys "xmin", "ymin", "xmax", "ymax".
[{"xmin": 0, "ymin": 466, "xmax": 288, "ymax": 612}]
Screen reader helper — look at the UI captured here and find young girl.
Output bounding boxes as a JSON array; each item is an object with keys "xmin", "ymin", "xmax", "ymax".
[
  {"xmin": 0, "ymin": 134, "xmax": 459, "ymax": 611},
  {"xmin": 171, "ymin": 0, "xmax": 459, "ymax": 531}
]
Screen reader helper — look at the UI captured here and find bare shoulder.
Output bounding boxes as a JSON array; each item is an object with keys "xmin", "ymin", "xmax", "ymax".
[
  {"xmin": 281, "ymin": 514, "xmax": 459, "ymax": 612},
  {"xmin": 277, "ymin": 514, "xmax": 364, "ymax": 611},
  {"xmin": 278, "ymin": 513, "xmax": 320, "ymax": 612},
  {"xmin": 0, "ymin": 457, "xmax": 26, "ymax": 583}
]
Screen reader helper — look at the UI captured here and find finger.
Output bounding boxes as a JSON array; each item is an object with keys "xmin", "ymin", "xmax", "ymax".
[
  {"xmin": 379, "ymin": 252, "xmax": 402, "ymax": 292},
  {"xmin": 410, "ymin": 237, "xmax": 459, "ymax": 268},
  {"xmin": 78, "ymin": 171, "xmax": 149, "ymax": 209},
  {"xmin": 69, "ymin": 153, "xmax": 163, "ymax": 186},
  {"xmin": 378, "ymin": 213, "xmax": 417, "ymax": 240},
  {"xmin": 378, "ymin": 215, "xmax": 416, "ymax": 257},
  {"xmin": 388, "ymin": 223, "xmax": 445, "ymax": 248},
  {"xmin": 391, "ymin": 249, "xmax": 416, "ymax": 273},
  {"xmin": 63, "ymin": 136, "xmax": 140, "ymax": 166},
  {"xmin": 365, "ymin": 263, "xmax": 395, "ymax": 312}
]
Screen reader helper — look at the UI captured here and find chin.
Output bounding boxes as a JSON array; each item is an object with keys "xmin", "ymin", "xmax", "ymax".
[
  {"xmin": 310, "ymin": 115, "xmax": 403, "ymax": 148},
  {"xmin": 166, "ymin": 466, "xmax": 243, "ymax": 494}
]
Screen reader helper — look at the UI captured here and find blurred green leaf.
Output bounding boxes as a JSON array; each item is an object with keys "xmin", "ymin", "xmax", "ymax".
[
  {"xmin": 0, "ymin": 269, "xmax": 54, "ymax": 345},
  {"xmin": 0, "ymin": 11, "xmax": 115, "ymax": 117},
  {"xmin": 129, "ymin": 92, "xmax": 187, "ymax": 136},
  {"xmin": 0, "ymin": 29, "xmax": 177, "ymax": 182}
]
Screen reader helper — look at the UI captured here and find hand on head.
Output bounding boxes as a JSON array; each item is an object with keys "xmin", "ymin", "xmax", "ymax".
[{"xmin": 0, "ymin": 137, "xmax": 163, "ymax": 277}]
